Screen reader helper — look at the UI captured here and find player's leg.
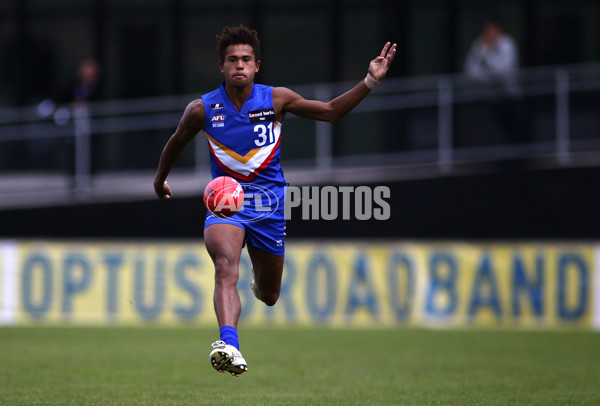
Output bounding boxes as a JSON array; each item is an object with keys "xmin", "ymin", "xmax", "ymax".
[
  {"xmin": 205, "ymin": 223, "xmax": 245, "ymax": 328},
  {"xmin": 242, "ymin": 205, "xmax": 286, "ymax": 306},
  {"xmin": 204, "ymin": 222, "xmax": 248, "ymax": 376},
  {"xmin": 247, "ymin": 243, "xmax": 284, "ymax": 306}
]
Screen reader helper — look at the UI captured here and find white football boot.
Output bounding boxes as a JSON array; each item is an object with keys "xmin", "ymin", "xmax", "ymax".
[
  {"xmin": 250, "ymin": 278, "xmax": 260, "ymax": 300},
  {"xmin": 209, "ymin": 340, "xmax": 248, "ymax": 377},
  {"xmin": 250, "ymin": 268, "xmax": 261, "ymax": 301}
]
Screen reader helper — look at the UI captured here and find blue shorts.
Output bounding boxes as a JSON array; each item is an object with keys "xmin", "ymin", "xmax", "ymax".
[{"xmin": 204, "ymin": 183, "xmax": 286, "ymax": 256}]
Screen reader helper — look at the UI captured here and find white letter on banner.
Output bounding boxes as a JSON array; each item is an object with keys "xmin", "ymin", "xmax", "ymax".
[
  {"xmin": 320, "ymin": 186, "xmax": 338, "ymax": 221},
  {"xmin": 354, "ymin": 186, "xmax": 372, "ymax": 220},
  {"xmin": 285, "ymin": 186, "xmax": 301, "ymax": 220},
  {"xmin": 373, "ymin": 186, "xmax": 391, "ymax": 220},
  {"xmin": 339, "ymin": 186, "xmax": 354, "ymax": 220},
  {"xmin": 0, "ymin": 240, "xmax": 18, "ymax": 325},
  {"xmin": 302, "ymin": 186, "xmax": 320, "ymax": 220}
]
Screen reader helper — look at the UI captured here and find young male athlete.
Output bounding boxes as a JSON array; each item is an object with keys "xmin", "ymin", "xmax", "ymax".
[{"xmin": 154, "ymin": 25, "xmax": 396, "ymax": 376}]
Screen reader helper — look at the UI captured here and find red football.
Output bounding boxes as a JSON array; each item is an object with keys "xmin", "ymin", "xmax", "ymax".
[{"xmin": 203, "ymin": 176, "xmax": 245, "ymax": 218}]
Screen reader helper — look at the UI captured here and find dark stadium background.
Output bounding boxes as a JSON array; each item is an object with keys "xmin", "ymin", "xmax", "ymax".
[
  {"xmin": 1, "ymin": 0, "xmax": 599, "ymax": 239},
  {"xmin": 1, "ymin": 165, "xmax": 598, "ymax": 239}
]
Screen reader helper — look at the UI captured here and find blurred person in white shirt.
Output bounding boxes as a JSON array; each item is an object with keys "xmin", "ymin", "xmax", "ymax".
[
  {"xmin": 465, "ymin": 19, "xmax": 519, "ymax": 97},
  {"xmin": 464, "ymin": 19, "xmax": 530, "ymax": 147}
]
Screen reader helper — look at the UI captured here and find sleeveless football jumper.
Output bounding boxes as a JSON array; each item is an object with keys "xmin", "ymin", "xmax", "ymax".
[{"xmin": 202, "ymin": 82, "xmax": 286, "ymax": 255}]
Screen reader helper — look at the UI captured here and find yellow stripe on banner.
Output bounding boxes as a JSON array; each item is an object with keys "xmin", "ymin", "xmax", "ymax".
[
  {"xmin": 16, "ymin": 242, "xmax": 217, "ymax": 325},
  {"xmin": 11, "ymin": 241, "xmax": 597, "ymax": 328}
]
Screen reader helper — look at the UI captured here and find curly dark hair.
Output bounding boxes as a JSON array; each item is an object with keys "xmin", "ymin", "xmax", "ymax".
[{"xmin": 216, "ymin": 25, "xmax": 261, "ymax": 62}]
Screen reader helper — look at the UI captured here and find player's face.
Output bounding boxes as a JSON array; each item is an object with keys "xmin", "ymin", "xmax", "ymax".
[{"xmin": 220, "ymin": 44, "xmax": 260, "ymax": 89}]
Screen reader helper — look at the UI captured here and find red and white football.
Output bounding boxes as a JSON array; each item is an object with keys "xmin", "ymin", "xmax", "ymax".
[{"xmin": 203, "ymin": 176, "xmax": 244, "ymax": 218}]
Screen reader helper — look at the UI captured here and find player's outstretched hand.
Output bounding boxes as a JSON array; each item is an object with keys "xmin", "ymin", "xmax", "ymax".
[
  {"xmin": 368, "ymin": 42, "xmax": 397, "ymax": 82},
  {"xmin": 154, "ymin": 180, "xmax": 172, "ymax": 199}
]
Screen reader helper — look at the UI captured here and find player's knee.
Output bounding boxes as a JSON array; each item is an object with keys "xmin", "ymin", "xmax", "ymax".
[
  {"xmin": 213, "ymin": 256, "xmax": 239, "ymax": 284},
  {"xmin": 261, "ymin": 290, "xmax": 280, "ymax": 306}
]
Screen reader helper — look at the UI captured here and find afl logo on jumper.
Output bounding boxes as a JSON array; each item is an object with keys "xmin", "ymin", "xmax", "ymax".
[{"xmin": 211, "ymin": 114, "xmax": 226, "ymax": 128}]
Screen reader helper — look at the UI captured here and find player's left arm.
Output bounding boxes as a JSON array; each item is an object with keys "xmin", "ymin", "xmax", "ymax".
[{"xmin": 274, "ymin": 42, "xmax": 396, "ymax": 123}]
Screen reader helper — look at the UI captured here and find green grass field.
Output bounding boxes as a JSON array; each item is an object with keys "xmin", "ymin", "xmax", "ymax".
[{"xmin": 1, "ymin": 327, "xmax": 598, "ymax": 405}]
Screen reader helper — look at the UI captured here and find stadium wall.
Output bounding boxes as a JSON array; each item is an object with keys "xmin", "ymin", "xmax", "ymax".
[
  {"xmin": 1, "ymin": 166, "xmax": 600, "ymax": 239},
  {"xmin": 1, "ymin": 240, "xmax": 598, "ymax": 330}
]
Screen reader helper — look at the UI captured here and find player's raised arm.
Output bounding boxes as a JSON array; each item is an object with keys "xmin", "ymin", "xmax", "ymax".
[
  {"xmin": 274, "ymin": 42, "xmax": 396, "ymax": 122},
  {"xmin": 153, "ymin": 99, "xmax": 205, "ymax": 199}
]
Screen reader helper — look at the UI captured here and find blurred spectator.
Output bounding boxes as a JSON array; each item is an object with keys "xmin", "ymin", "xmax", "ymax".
[
  {"xmin": 33, "ymin": 57, "xmax": 101, "ymax": 174},
  {"xmin": 465, "ymin": 19, "xmax": 519, "ymax": 97},
  {"xmin": 56, "ymin": 57, "xmax": 101, "ymax": 106},
  {"xmin": 37, "ymin": 57, "xmax": 101, "ymax": 123},
  {"xmin": 464, "ymin": 19, "xmax": 530, "ymax": 145}
]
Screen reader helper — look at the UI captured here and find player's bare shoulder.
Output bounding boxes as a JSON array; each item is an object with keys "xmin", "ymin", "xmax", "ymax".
[
  {"xmin": 273, "ymin": 87, "xmax": 301, "ymax": 108},
  {"xmin": 272, "ymin": 86, "xmax": 302, "ymax": 119},
  {"xmin": 185, "ymin": 99, "xmax": 205, "ymax": 118},
  {"xmin": 175, "ymin": 98, "xmax": 205, "ymax": 132}
]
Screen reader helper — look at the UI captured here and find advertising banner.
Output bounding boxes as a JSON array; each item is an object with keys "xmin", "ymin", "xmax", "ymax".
[{"xmin": 0, "ymin": 240, "xmax": 597, "ymax": 328}]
